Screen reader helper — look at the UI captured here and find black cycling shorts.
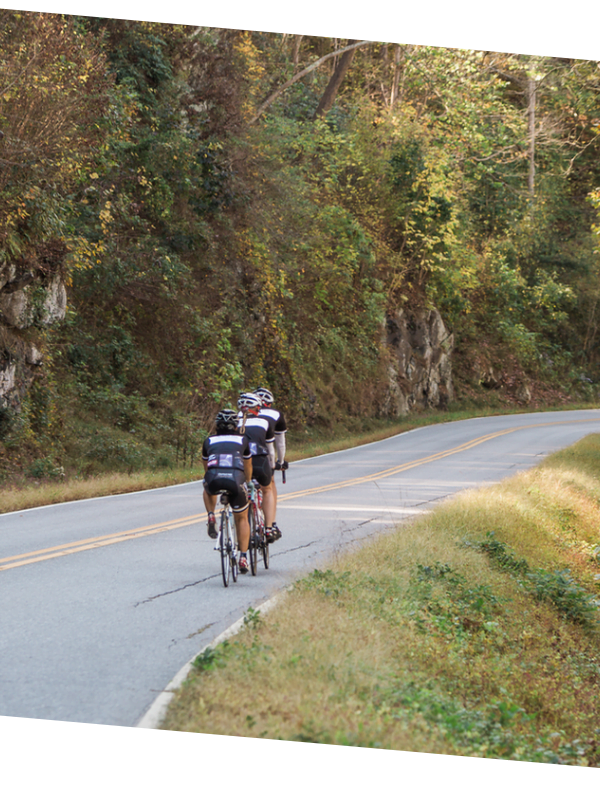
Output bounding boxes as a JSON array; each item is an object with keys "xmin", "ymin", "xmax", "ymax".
[
  {"xmin": 203, "ymin": 469, "xmax": 249, "ymax": 512},
  {"xmin": 252, "ymin": 454, "xmax": 272, "ymax": 487}
]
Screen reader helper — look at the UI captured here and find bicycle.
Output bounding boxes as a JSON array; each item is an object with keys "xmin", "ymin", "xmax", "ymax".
[
  {"xmin": 247, "ymin": 479, "xmax": 269, "ymax": 573},
  {"xmin": 216, "ymin": 491, "xmax": 238, "ymax": 587}
]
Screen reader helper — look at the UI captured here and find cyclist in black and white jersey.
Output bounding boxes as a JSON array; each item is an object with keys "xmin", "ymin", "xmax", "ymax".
[
  {"xmin": 255, "ymin": 386, "xmax": 288, "ymax": 542},
  {"xmin": 237, "ymin": 392, "xmax": 277, "ymax": 539},
  {"xmin": 202, "ymin": 408, "xmax": 254, "ymax": 574}
]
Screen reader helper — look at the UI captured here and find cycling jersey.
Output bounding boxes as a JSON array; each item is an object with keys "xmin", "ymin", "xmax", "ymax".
[
  {"xmin": 202, "ymin": 433, "xmax": 252, "ymax": 511},
  {"xmin": 238, "ymin": 415, "xmax": 275, "ymax": 457},
  {"xmin": 238, "ymin": 414, "xmax": 275, "ymax": 486},
  {"xmin": 259, "ymin": 407, "xmax": 287, "ymax": 434},
  {"xmin": 202, "ymin": 433, "xmax": 252, "ymax": 470},
  {"xmin": 259, "ymin": 407, "xmax": 287, "ymax": 465}
]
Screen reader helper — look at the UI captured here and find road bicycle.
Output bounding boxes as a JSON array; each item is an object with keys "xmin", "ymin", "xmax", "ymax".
[
  {"xmin": 247, "ymin": 479, "xmax": 269, "ymax": 574},
  {"xmin": 216, "ymin": 491, "xmax": 238, "ymax": 587}
]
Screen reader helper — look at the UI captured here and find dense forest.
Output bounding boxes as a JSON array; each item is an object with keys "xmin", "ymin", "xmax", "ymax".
[{"xmin": 1, "ymin": 12, "xmax": 600, "ymax": 479}]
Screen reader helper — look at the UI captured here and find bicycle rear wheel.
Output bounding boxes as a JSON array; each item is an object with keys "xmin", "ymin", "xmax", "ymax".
[
  {"xmin": 248, "ymin": 506, "xmax": 259, "ymax": 576},
  {"xmin": 220, "ymin": 510, "xmax": 230, "ymax": 587},
  {"xmin": 258, "ymin": 509, "xmax": 269, "ymax": 569},
  {"xmin": 231, "ymin": 544, "xmax": 238, "ymax": 582}
]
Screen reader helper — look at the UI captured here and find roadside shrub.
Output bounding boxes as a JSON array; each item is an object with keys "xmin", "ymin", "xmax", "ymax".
[{"xmin": 525, "ymin": 568, "xmax": 600, "ymax": 628}]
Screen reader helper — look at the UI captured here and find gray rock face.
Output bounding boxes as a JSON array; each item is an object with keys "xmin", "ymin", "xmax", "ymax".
[
  {"xmin": 0, "ymin": 260, "xmax": 67, "ymax": 412},
  {"xmin": 383, "ymin": 307, "xmax": 454, "ymax": 415}
]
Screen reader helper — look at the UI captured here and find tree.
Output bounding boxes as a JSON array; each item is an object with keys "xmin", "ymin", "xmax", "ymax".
[
  {"xmin": 248, "ymin": 40, "xmax": 370, "ymax": 124},
  {"xmin": 313, "ymin": 39, "xmax": 359, "ymax": 118}
]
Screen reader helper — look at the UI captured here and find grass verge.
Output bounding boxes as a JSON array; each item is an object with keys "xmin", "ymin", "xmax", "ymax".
[
  {"xmin": 0, "ymin": 467, "xmax": 204, "ymax": 515},
  {"xmin": 161, "ymin": 434, "xmax": 600, "ymax": 766},
  {"xmin": 2, "ymin": 401, "xmax": 596, "ymax": 515}
]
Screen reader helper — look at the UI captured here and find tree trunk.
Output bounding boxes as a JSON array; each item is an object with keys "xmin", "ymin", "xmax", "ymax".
[
  {"xmin": 527, "ymin": 75, "xmax": 536, "ymax": 205},
  {"xmin": 390, "ymin": 44, "xmax": 402, "ymax": 108},
  {"xmin": 292, "ymin": 35, "xmax": 302, "ymax": 67},
  {"xmin": 313, "ymin": 40, "xmax": 359, "ymax": 119}
]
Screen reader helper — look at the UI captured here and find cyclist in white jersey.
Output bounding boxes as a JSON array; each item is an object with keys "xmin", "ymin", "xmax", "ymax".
[
  {"xmin": 255, "ymin": 387, "xmax": 287, "ymax": 542},
  {"xmin": 237, "ymin": 392, "xmax": 277, "ymax": 540}
]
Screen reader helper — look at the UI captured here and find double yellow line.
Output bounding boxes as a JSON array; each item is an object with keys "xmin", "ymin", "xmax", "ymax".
[
  {"xmin": 0, "ymin": 513, "xmax": 206, "ymax": 572},
  {"xmin": 3, "ymin": 418, "xmax": 599, "ymax": 573}
]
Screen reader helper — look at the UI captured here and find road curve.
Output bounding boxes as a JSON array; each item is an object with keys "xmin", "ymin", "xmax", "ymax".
[{"xmin": 1, "ymin": 409, "xmax": 599, "ymax": 726}]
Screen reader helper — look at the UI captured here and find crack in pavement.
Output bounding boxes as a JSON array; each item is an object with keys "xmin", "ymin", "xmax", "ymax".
[
  {"xmin": 186, "ymin": 623, "xmax": 214, "ymax": 640},
  {"xmin": 135, "ymin": 501, "xmax": 441, "ymax": 607},
  {"xmin": 134, "ymin": 573, "xmax": 219, "ymax": 606}
]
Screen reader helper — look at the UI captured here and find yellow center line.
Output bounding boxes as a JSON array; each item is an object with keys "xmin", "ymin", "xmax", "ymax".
[
  {"xmin": 278, "ymin": 427, "xmax": 521, "ymax": 501},
  {"xmin": 0, "ymin": 514, "xmax": 206, "ymax": 572},
  {"xmin": 3, "ymin": 418, "xmax": 600, "ymax": 572}
]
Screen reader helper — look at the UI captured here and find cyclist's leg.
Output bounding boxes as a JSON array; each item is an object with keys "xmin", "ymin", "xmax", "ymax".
[
  {"xmin": 262, "ymin": 479, "xmax": 275, "ymax": 529},
  {"xmin": 233, "ymin": 509, "xmax": 250, "ymax": 552},
  {"xmin": 203, "ymin": 487, "xmax": 217, "ymax": 514},
  {"xmin": 271, "ymin": 475, "xmax": 278, "ymax": 522},
  {"xmin": 252, "ymin": 455, "xmax": 275, "ymax": 528},
  {"xmin": 229, "ymin": 475, "xmax": 250, "ymax": 554},
  {"xmin": 203, "ymin": 485, "xmax": 218, "ymax": 538}
]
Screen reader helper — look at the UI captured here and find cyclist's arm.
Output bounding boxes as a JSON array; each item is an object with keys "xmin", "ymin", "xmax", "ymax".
[
  {"xmin": 201, "ymin": 440, "xmax": 209, "ymax": 475},
  {"xmin": 244, "ymin": 455, "xmax": 253, "ymax": 482},
  {"xmin": 267, "ymin": 441, "xmax": 276, "ymax": 469},
  {"xmin": 274, "ymin": 431, "xmax": 286, "ymax": 463}
]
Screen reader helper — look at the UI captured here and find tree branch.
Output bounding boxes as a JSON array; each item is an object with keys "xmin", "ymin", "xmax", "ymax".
[{"xmin": 248, "ymin": 40, "xmax": 371, "ymax": 125}]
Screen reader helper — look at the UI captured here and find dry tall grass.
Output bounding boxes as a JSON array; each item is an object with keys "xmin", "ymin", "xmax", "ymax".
[{"xmin": 0, "ymin": 468, "xmax": 203, "ymax": 514}]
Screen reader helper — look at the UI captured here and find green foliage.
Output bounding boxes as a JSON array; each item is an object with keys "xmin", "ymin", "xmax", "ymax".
[
  {"xmin": 468, "ymin": 532, "xmax": 529, "ymax": 574},
  {"xmin": 467, "ymin": 532, "xmax": 600, "ymax": 628},
  {"xmin": 192, "ymin": 643, "xmax": 231, "ymax": 673},
  {"xmin": 526, "ymin": 569, "xmax": 600, "ymax": 628},
  {"xmin": 2, "ymin": 22, "xmax": 600, "ymax": 476},
  {"xmin": 243, "ymin": 607, "xmax": 262, "ymax": 630}
]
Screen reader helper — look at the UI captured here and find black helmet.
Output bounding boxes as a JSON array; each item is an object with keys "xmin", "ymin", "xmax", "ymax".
[
  {"xmin": 254, "ymin": 387, "xmax": 274, "ymax": 406},
  {"xmin": 215, "ymin": 408, "xmax": 238, "ymax": 433}
]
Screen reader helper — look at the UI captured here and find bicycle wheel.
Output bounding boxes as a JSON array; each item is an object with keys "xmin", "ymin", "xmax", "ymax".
[
  {"xmin": 227, "ymin": 510, "xmax": 238, "ymax": 583},
  {"xmin": 220, "ymin": 510, "xmax": 230, "ymax": 587},
  {"xmin": 259, "ymin": 510, "xmax": 269, "ymax": 569},
  {"xmin": 248, "ymin": 505, "xmax": 259, "ymax": 576}
]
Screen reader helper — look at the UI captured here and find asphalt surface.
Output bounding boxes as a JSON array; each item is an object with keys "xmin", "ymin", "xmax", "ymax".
[{"xmin": 1, "ymin": 409, "xmax": 600, "ymax": 727}]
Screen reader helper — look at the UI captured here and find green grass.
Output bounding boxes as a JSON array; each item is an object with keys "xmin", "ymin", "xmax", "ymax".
[{"xmin": 160, "ymin": 434, "xmax": 600, "ymax": 766}]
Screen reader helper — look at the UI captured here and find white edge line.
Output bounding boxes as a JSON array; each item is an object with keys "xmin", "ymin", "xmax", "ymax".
[{"xmin": 135, "ymin": 592, "xmax": 287, "ymax": 730}]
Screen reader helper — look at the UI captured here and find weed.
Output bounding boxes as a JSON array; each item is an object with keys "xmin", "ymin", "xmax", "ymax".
[
  {"xmin": 525, "ymin": 569, "xmax": 600, "ymax": 628},
  {"xmin": 25, "ymin": 456, "xmax": 65, "ymax": 480},
  {"xmin": 300, "ymin": 569, "xmax": 352, "ymax": 599},
  {"xmin": 411, "ymin": 562, "xmax": 502, "ymax": 638},
  {"xmin": 470, "ymin": 533, "xmax": 600, "ymax": 628},
  {"xmin": 243, "ymin": 607, "xmax": 262, "ymax": 630},
  {"xmin": 192, "ymin": 642, "xmax": 230, "ymax": 673},
  {"xmin": 468, "ymin": 531, "xmax": 529, "ymax": 574}
]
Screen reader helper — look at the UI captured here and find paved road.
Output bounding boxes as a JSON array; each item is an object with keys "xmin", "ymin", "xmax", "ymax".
[{"xmin": 1, "ymin": 409, "xmax": 599, "ymax": 726}]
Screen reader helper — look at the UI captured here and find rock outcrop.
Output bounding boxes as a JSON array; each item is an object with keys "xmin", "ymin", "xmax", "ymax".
[
  {"xmin": 0, "ymin": 244, "xmax": 68, "ymax": 414},
  {"xmin": 383, "ymin": 307, "xmax": 454, "ymax": 416}
]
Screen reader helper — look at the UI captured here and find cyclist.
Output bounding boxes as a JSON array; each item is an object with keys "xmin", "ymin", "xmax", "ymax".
[
  {"xmin": 202, "ymin": 408, "xmax": 254, "ymax": 574},
  {"xmin": 255, "ymin": 386, "xmax": 288, "ymax": 542},
  {"xmin": 237, "ymin": 392, "xmax": 277, "ymax": 542}
]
